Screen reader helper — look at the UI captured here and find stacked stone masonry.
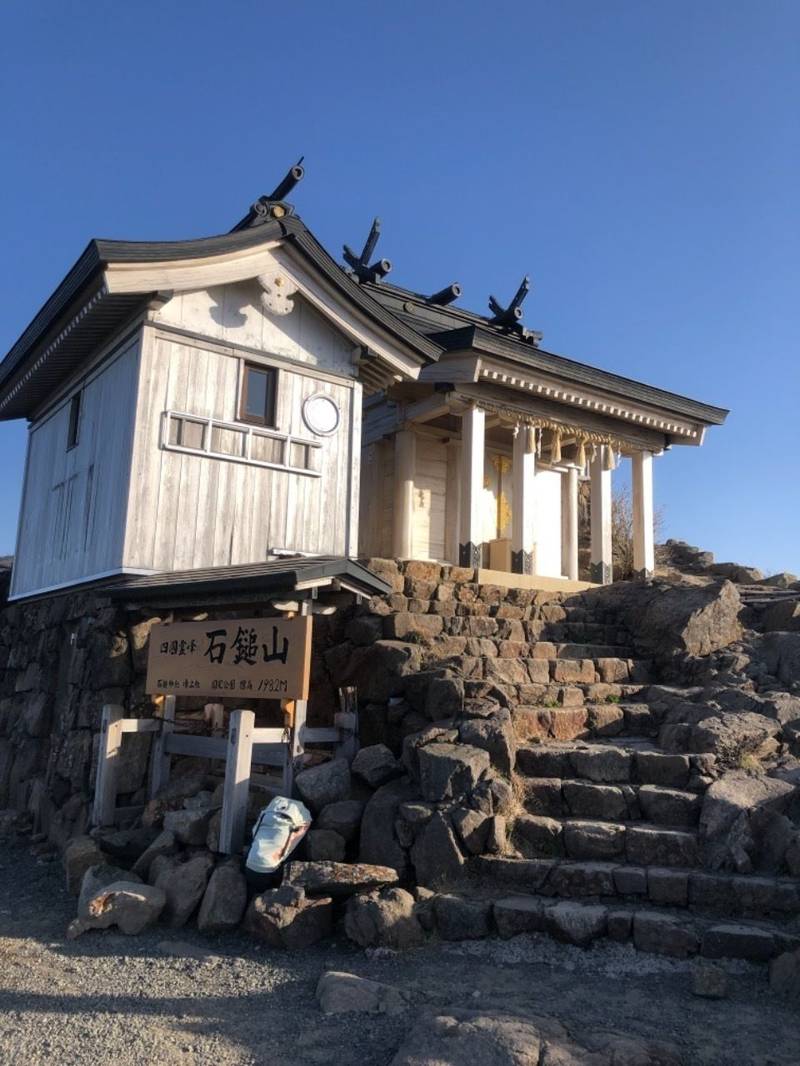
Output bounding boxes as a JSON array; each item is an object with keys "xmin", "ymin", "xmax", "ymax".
[{"xmin": 2, "ymin": 556, "xmax": 800, "ymax": 964}]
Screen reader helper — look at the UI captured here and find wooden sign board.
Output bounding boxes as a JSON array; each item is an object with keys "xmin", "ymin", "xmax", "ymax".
[{"xmin": 145, "ymin": 616, "xmax": 312, "ymax": 700}]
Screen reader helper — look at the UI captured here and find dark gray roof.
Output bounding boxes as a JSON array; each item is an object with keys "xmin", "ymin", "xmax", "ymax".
[
  {"xmin": 0, "ymin": 196, "xmax": 728, "ymax": 428},
  {"xmin": 366, "ymin": 283, "xmax": 728, "ymax": 426},
  {"xmin": 0, "ymin": 215, "xmax": 442, "ymax": 420},
  {"xmin": 109, "ymin": 557, "xmax": 391, "ymax": 600}
]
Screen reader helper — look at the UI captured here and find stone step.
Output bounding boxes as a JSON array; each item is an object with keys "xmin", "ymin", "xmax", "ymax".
[
  {"xmin": 385, "ymin": 612, "xmax": 637, "ymax": 650},
  {"xmin": 540, "ymin": 623, "xmax": 634, "ymax": 645},
  {"xmin": 514, "ymin": 702, "xmax": 659, "ymax": 742},
  {"xmin": 518, "ymin": 777, "xmax": 702, "ymax": 826},
  {"xmin": 482, "ymin": 655, "xmax": 651, "ymax": 687},
  {"xmin": 487, "ymin": 892, "xmax": 799, "ymax": 961},
  {"xmin": 470, "ymin": 855, "xmax": 800, "ymax": 925},
  {"xmin": 515, "ymin": 741, "xmax": 695, "ymax": 788},
  {"xmin": 530, "ymin": 642, "xmax": 637, "ymax": 662},
  {"xmin": 513, "ymin": 815, "xmax": 701, "ymax": 866}
]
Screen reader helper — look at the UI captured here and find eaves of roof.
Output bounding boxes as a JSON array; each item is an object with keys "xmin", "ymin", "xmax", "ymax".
[
  {"xmin": 365, "ymin": 282, "xmax": 729, "ymax": 427},
  {"xmin": 109, "ymin": 556, "xmax": 391, "ymax": 600},
  {"xmin": 435, "ymin": 324, "xmax": 728, "ymax": 426},
  {"xmin": 0, "ymin": 216, "xmax": 442, "ymax": 418}
]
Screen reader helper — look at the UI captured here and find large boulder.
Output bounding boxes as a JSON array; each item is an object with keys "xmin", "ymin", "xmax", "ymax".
[
  {"xmin": 245, "ymin": 885, "xmax": 332, "ymax": 948},
  {"xmin": 700, "ymin": 772, "xmax": 796, "ymax": 872},
  {"xmin": 359, "ymin": 778, "xmax": 418, "ymax": 875},
  {"xmin": 163, "ymin": 807, "xmax": 214, "ymax": 847},
  {"xmin": 325, "ymin": 640, "xmax": 423, "ymax": 702},
  {"xmin": 344, "ymin": 886, "xmax": 425, "ymax": 949},
  {"xmin": 417, "ymin": 743, "xmax": 491, "ymax": 803},
  {"xmin": 411, "ymin": 812, "xmax": 465, "ymax": 888},
  {"xmin": 688, "ymin": 712, "xmax": 780, "ymax": 766},
  {"xmin": 625, "ymin": 580, "xmax": 742, "ymax": 660},
  {"xmin": 153, "ymin": 852, "xmax": 214, "ymax": 928},
  {"xmin": 316, "ymin": 800, "xmax": 364, "ymax": 842},
  {"xmin": 131, "ymin": 830, "xmax": 177, "ymax": 879},
  {"xmin": 295, "ymin": 758, "xmax": 351, "ymax": 813},
  {"xmin": 284, "ymin": 860, "xmax": 399, "ymax": 898},
  {"xmin": 78, "ymin": 863, "xmax": 141, "ymax": 919},
  {"xmin": 458, "ymin": 715, "xmax": 516, "ymax": 776},
  {"xmin": 197, "ymin": 861, "xmax": 247, "ymax": 933},
  {"xmin": 64, "ymin": 836, "xmax": 105, "ymax": 896},
  {"xmin": 70, "ymin": 881, "xmax": 166, "ymax": 938},
  {"xmin": 351, "ymin": 744, "xmax": 400, "ymax": 788}
]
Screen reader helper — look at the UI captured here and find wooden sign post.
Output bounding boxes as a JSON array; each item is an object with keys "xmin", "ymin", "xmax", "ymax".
[
  {"xmin": 140, "ymin": 612, "xmax": 315, "ymax": 854},
  {"xmin": 93, "ymin": 611, "xmax": 358, "ymax": 855}
]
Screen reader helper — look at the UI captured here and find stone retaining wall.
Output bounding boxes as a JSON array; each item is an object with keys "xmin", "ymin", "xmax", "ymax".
[{"xmin": 0, "ymin": 585, "xmax": 354, "ymax": 846}]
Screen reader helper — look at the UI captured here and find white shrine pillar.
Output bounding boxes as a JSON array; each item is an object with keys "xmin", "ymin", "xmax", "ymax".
[
  {"xmin": 511, "ymin": 425, "xmax": 536, "ymax": 574},
  {"xmin": 632, "ymin": 450, "xmax": 655, "ymax": 578},
  {"xmin": 589, "ymin": 446, "xmax": 613, "ymax": 584},
  {"xmin": 459, "ymin": 404, "xmax": 485, "ymax": 568},
  {"xmin": 392, "ymin": 429, "xmax": 416, "ymax": 559},
  {"xmin": 561, "ymin": 465, "xmax": 579, "ymax": 581}
]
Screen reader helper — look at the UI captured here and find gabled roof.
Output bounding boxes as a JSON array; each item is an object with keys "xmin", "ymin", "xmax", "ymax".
[
  {"xmin": 0, "ymin": 186, "xmax": 728, "ymax": 431},
  {"xmin": 366, "ymin": 281, "xmax": 728, "ymax": 428},
  {"xmin": 0, "ymin": 215, "xmax": 442, "ymax": 421}
]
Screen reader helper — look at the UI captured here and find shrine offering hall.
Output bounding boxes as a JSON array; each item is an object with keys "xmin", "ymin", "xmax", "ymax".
[{"xmin": 0, "ymin": 163, "xmax": 727, "ymax": 602}]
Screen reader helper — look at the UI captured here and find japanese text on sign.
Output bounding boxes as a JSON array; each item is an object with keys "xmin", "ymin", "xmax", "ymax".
[{"xmin": 145, "ymin": 616, "xmax": 312, "ymax": 700}]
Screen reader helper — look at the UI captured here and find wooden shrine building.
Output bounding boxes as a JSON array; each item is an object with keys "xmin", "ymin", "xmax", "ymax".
[{"xmin": 0, "ymin": 163, "xmax": 727, "ymax": 601}]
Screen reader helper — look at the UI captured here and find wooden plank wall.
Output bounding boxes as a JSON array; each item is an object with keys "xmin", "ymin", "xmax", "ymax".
[
  {"xmin": 358, "ymin": 439, "xmax": 394, "ymax": 558},
  {"xmin": 11, "ymin": 338, "xmax": 140, "ymax": 597},
  {"xmin": 412, "ymin": 440, "xmax": 447, "ymax": 561},
  {"xmin": 154, "ymin": 280, "xmax": 355, "ymax": 375},
  {"xmin": 124, "ymin": 286, "xmax": 359, "ymax": 572}
]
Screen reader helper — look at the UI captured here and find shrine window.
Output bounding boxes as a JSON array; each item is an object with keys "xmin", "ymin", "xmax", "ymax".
[{"xmin": 239, "ymin": 364, "xmax": 277, "ymax": 427}]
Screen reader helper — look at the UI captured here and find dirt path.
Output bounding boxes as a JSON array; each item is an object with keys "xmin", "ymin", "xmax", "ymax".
[{"xmin": 0, "ymin": 841, "xmax": 797, "ymax": 1065}]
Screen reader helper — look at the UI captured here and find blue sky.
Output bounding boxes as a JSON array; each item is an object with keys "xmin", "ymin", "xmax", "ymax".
[{"xmin": 1, "ymin": 1, "xmax": 797, "ymax": 572}]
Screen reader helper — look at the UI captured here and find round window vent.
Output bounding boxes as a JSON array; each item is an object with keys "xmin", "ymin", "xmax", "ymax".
[{"xmin": 302, "ymin": 393, "xmax": 340, "ymax": 436}]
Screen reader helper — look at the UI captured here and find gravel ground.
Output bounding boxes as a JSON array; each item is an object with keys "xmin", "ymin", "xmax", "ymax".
[{"xmin": 0, "ymin": 840, "xmax": 798, "ymax": 1066}]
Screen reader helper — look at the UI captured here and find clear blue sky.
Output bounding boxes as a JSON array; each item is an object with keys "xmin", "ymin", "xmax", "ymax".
[{"xmin": 1, "ymin": 1, "xmax": 798, "ymax": 572}]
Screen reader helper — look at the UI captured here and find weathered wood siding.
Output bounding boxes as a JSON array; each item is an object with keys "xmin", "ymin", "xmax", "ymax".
[
  {"xmin": 358, "ymin": 439, "xmax": 394, "ymax": 558},
  {"xmin": 154, "ymin": 280, "xmax": 355, "ymax": 375},
  {"xmin": 411, "ymin": 440, "xmax": 447, "ymax": 561},
  {"xmin": 11, "ymin": 338, "xmax": 140, "ymax": 597},
  {"xmin": 124, "ymin": 286, "xmax": 359, "ymax": 571}
]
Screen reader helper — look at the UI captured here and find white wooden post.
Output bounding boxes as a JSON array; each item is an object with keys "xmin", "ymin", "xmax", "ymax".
[
  {"xmin": 392, "ymin": 429, "xmax": 416, "ymax": 559},
  {"xmin": 219, "ymin": 708, "xmax": 255, "ymax": 856},
  {"xmin": 148, "ymin": 694, "xmax": 175, "ymax": 799},
  {"xmin": 459, "ymin": 404, "xmax": 485, "ymax": 568},
  {"xmin": 632, "ymin": 450, "xmax": 655, "ymax": 577},
  {"xmin": 93, "ymin": 704, "xmax": 124, "ymax": 827},
  {"xmin": 590, "ymin": 447, "xmax": 613, "ymax": 584},
  {"xmin": 561, "ymin": 466, "xmax": 579, "ymax": 581},
  {"xmin": 511, "ymin": 425, "xmax": 536, "ymax": 574}
]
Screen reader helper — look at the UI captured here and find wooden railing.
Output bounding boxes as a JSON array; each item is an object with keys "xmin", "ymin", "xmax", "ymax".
[{"xmin": 92, "ymin": 691, "xmax": 357, "ymax": 855}]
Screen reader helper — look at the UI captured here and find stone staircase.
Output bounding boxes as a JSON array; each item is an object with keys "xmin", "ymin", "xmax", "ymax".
[
  {"xmin": 374, "ymin": 572, "xmax": 800, "ymax": 962},
  {"xmin": 494, "ymin": 721, "xmax": 799, "ymax": 962}
]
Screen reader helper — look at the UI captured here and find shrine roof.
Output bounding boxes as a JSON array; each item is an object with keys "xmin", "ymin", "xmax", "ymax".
[{"xmin": 365, "ymin": 281, "xmax": 728, "ymax": 427}]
